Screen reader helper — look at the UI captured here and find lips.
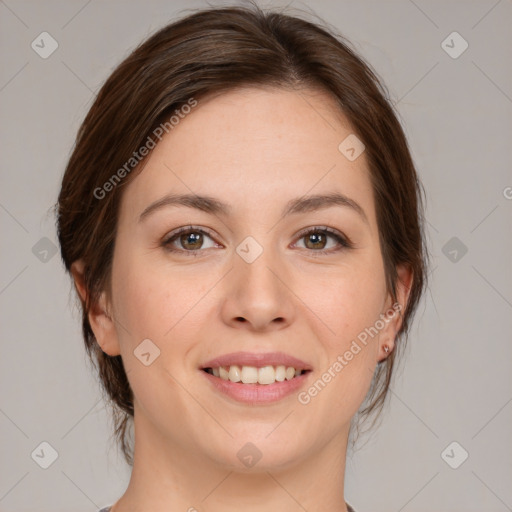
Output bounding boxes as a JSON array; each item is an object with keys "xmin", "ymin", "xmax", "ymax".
[
  {"xmin": 200, "ymin": 351, "xmax": 312, "ymax": 371},
  {"xmin": 199, "ymin": 351, "xmax": 313, "ymax": 403}
]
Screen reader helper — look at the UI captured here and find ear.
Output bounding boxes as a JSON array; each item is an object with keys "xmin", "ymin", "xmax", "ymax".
[
  {"xmin": 378, "ymin": 263, "xmax": 413, "ymax": 362},
  {"xmin": 70, "ymin": 260, "xmax": 121, "ymax": 357}
]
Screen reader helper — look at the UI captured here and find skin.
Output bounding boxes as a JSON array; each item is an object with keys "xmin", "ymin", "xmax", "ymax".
[{"xmin": 72, "ymin": 87, "xmax": 412, "ymax": 512}]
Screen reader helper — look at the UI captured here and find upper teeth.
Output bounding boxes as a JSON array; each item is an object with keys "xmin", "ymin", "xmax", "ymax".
[{"xmin": 207, "ymin": 365, "xmax": 304, "ymax": 385}]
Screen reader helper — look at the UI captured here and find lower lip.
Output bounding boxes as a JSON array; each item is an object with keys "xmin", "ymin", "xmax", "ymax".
[{"xmin": 201, "ymin": 370, "xmax": 311, "ymax": 404}]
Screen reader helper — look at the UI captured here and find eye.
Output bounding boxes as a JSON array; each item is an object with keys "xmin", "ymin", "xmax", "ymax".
[
  {"xmin": 293, "ymin": 226, "xmax": 353, "ymax": 255},
  {"xmin": 161, "ymin": 225, "xmax": 353, "ymax": 256},
  {"xmin": 162, "ymin": 226, "xmax": 220, "ymax": 254}
]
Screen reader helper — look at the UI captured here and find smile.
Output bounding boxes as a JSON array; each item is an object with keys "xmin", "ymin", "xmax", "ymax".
[
  {"xmin": 203, "ymin": 365, "xmax": 309, "ymax": 385},
  {"xmin": 200, "ymin": 351, "xmax": 313, "ymax": 403}
]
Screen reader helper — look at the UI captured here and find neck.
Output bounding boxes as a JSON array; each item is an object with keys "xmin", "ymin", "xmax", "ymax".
[{"xmin": 111, "ymin": 408, "xmax": 351, "ymax": 512}]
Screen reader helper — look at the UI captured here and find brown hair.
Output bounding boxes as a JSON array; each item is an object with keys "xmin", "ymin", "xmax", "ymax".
[{"xmin": 56, "ymin": 3, "xmax": 428, "ymax": 465}]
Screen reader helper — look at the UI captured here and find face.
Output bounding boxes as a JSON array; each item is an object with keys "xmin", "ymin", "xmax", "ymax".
[{"xmin": 86, "ymin": 87, "xmax": 408, "ymax": 470}]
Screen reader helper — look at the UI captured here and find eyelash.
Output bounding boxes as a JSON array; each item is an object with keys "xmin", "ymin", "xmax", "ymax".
[{"xmin": 161, "ymin": 225, "xmax": 353, "ymax": 256}]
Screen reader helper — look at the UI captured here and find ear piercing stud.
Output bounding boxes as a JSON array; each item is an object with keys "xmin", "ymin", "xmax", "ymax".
[{"xmin": 383, "ymin": 345, "xmax": 390, "ymax": 353}]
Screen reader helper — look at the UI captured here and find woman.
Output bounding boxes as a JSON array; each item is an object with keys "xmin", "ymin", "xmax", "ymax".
[{"xmin": 57, "ymin": 4, "xmax": 428, "ymax": 511}]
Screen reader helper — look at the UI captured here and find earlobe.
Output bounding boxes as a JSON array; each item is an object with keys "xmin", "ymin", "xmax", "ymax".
[
  {"xmin": 70, "ymin": 260, "xmax": 121, "ymax": 357},
  {"xmin": 379, "ymin": 264, "xmax": 414, "ymax": 362}
]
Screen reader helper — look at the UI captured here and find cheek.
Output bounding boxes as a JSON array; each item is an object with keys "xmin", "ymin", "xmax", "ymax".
[
  {"xmin": 302, "ymin": 260, "xmax": 387, "ymax": 412},
  {"xmin": 111, "ymin": 249, "xmax": 218, "ymax": 345},
  {"xmin": 301, "ymin": 278, "xmax": 383, "ymax": 421},
  {"xmin": 309, "ymin": 263, "xmax": 387, "ymax": 344}
]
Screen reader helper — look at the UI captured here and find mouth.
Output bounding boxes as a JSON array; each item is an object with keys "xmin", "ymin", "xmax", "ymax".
[
  {"xmin": 202, "ymin": 365, "xmax": 311, "ymax": 385},
  {"xmin": 199, "ymin": 351, "xmax": 313, "ymax": 404}
]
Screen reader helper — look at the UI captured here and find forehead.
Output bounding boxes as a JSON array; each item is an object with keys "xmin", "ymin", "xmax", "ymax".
[{"xmin": 118, "ymin": 87, "xmax": 375, "ymax": 225}]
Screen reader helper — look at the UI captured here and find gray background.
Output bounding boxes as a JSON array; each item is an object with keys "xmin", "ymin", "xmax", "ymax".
[{"xmin": 1, "ymin": 0, "xmax": 511, "ymax": 511}]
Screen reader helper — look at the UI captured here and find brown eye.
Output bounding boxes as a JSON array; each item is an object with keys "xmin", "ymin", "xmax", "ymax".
[
  {"xmin": 303, "ymin": 231, "xmax": 328, "ymax": 250},
  {"xmin": 294, "ymin": 227, "xmax": 353, "ymax": 255},
  {"xmin": 178, "ymin": 231, "xmax": 203, "ymax": 250},
  {"xmin": 162, "ymin": 227, "xmax": 218, "ymax": 254}
]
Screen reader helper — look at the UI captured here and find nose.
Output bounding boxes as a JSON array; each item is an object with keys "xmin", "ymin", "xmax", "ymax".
[{"xmin": 220, "ymin": 242, "xmax": 296, "ymax": 332}]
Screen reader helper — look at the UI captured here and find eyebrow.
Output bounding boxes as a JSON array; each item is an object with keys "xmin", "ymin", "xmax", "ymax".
[{"xmin": 138, "ymin": 192, "xmax": 368, "ymax": 224}]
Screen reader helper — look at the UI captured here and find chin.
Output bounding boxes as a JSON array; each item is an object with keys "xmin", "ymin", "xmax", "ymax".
[{"xmin": 202, "ymin": 433, "xmax": 308, "ymax": 472}]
